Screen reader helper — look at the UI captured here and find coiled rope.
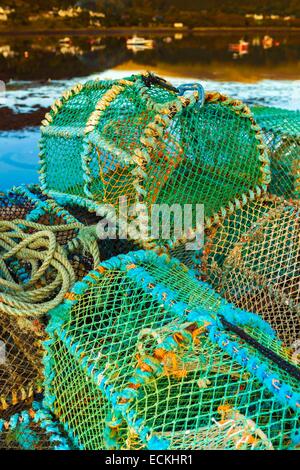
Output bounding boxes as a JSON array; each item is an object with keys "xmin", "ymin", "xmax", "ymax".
[{"xmin": 0, "ymin": 219, "xmax": 100, "ymax": 317}]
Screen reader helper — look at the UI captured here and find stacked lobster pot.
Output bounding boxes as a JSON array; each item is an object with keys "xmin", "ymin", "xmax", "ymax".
[
  {"xmin": 252, "ymin": 106, "xmax": 300, "ymax": 199},
  {"xmin": 0, "ymin": 73, "xmax": 299, "ymax": 450}
]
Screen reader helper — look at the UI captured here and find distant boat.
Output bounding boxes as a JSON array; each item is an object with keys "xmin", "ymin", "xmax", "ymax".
[
  {"xmin": 59, "ymin": 37, "xmax": 72, "ymax": 45},
  {"xmin": 229, "ymin": 39, "xmax": 249, "ymax": 56},
  {"xmin": 89, "ymin": 38, "xmax": 106, "ymax": 52},
  {"xmin": 126, "ymin": 36, "xmax": 154, "ymax": 47},
  {"xmin": 127, "ymin": 44, "xmax": 154, "ymax": 54}
]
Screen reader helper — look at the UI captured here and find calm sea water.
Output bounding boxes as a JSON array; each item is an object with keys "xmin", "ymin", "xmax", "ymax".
[{"xmin": 0, "ymin": 32, "xmax": 299, "ymax": 190}]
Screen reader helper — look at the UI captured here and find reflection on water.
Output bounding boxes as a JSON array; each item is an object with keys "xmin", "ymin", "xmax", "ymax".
[
  {"xmin": 0, "ymin": 33, "xmax": 299, "ymax": 82},
  {"xmin": 228, "ymin": 35, "xmax": 282, "ymax": 59},
  {"xmin": 0, "ymin": 32, "xmax": 299, "ymax": 190}
]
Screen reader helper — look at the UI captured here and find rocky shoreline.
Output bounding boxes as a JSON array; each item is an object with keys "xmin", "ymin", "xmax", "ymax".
[{"xmin": 0, "ymin": 106, "xmax": 49, "ymax": 131}]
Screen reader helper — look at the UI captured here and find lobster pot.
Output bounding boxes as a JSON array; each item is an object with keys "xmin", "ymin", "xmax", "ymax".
[
  {"xmin": 0, "ymin": 311, "xmax": 45, "ymax": 421},
  {"xmin": 253, "ymin": 106, "xmax": 300, "ymax": 199},
  {"xmin": 43, "ymin": 250, "xmax": 297, "ymax": 450},
  {"xmin": 0, "ymin": 188, "xmax": 50, "ymax": 418},
  {"xmin": 39, "ymin": 75, "xmax": 270, "ymax": 238},
  {"xmin": 0, "ymin": 403, "xmax": 74, "ymax": 450},
  {"xmin": 50, "ymin": 191, "xmax": 138, "ymax": 268},
  {"xmin": 0, "ymin": 186, "xmax": 81, "ymax": 419},
  {"xmin": 121, "ymin": 317, "xmax": 300, "ymax": 451},
  {"xmin": 6, "ymin": 185, "xmax": 80, "ymax": 245},
  {"xmin": 0, "ymin": 191, "xmax": 36, "ymax": 221},
  {"xmin": 202, "ymin": 194, "xmax": 300, "ymax": 348}
]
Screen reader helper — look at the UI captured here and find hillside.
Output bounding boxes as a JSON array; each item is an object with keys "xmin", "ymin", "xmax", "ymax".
[
  {"xmin": 1, "ymin": 0, "xmax": 299, "ymax": 29},
  {"xmin": 2, "ymin": 0, "xmax": 300, "ymax": 16}
]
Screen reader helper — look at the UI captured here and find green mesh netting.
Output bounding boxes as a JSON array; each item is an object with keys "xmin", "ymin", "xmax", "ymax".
[
  {"xmin": 202, "ymin": 193, "xmax": 300, "ymax": 349},
  {"xmin": 39, "ymin": 74, "xmax": 270, "ymax": 235},
  {"xmin": 43, "ymin": 251, "xmax": 300, "ymax": 450},
  {"xmin": 0, "ymin": 402, "xmax": 74, "ymax": 450},
  {"xmin": 121, "ymin": 322, "xmax": 299, "ymax": 450},
  {"xmin": 252, "ymin": 106, "xmax": 300, "ymax": 199}
]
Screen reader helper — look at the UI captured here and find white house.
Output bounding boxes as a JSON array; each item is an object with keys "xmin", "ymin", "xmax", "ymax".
[
  {"xmin": 57, "ymin": 7, "xmax": 83, "ymax": 18},
  {"xmin": 245, "ymin": 14, "xmax": 264, "ymax": 21},
  {"xmin": 89, "ymin": 11, "xmax": 105, "ymax": 19}
]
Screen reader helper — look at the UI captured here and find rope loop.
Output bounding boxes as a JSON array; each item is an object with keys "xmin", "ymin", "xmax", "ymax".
[{"xmin": 0, "ymin": 221, "xmax": 78, "ymax": 318}]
